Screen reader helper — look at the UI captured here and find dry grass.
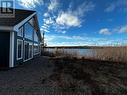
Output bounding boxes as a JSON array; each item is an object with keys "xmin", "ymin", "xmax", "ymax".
[
  {"xmin": 44, "ymin": 46, "xmax": 127, "ymax": 62},
  {"xmin": 44, "ymin": 48, "xmax": 78, "ymax": 58},
  {"xmin": 47, "ymin": 57, "xmax": 127, "ymax": 95},
  {"xmin": 93, "ymin": 46, "xmax": 127, "ymax": 62}
]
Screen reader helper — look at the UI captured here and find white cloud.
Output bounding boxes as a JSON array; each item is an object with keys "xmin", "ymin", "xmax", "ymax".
[
  {"xmin": 41, "ymin": 16, "xmax": 56, "ymax": 33},
  {"xmin": 105, "ymin": 4, "xmax": 115, "ymax": 12},
  {"xmin": 99, "ymin": 28, "xmax": 111, "ymax": 35},
  {"xmin": 99, "ymin": 25, "xmax": 127, "ymax": 35},
  {"xmin": 44, "ymin": 12, "xmax": 50, "ymax": 17},
  {"xmin": 45, "ymin": 35, "xmax": 85, "ymax": 43},
  {"xmin": 119, "ymin": 25, "xmax": 127, "ymax": 33},
  {"xmin": 18, "ymin": 0, "xmax": 42, "ymax": 8},
  {"xmin": 41, "ymin": 23, "xmax": 51, "ymax": 33},
  {"xmin": 48, "ymin": 0, "xmax": 59, "ymax": 11},
  {"xmin": 56, "ymin": 12, "xmax": 81, "ymax": 27},
  {"xmin": 55, "ymin": 1, "xmax": 95, "ymax": 31},
  {"xmin": 41, "ymin": 27, "xmax": 50, "ymax": 33},
  {"xmin": 43, "ymin": 29, "xmax": 50, "ymax": 33},
  {"xmin": 74, "ymin": 1, "xmax": 95, "ymax": 17},
  {"xmin": 105, "ymin": 0, "xmax": 127, "ymax": 12},
  {"xmin": 61, "ymin": 31, "xmax": 66, "ymax": 34},
  {"xmin": 43, "ymin": 18, "xmax": 54, "ymax": 25},
  {"xmin": 41, "ymin": 26, "xmax": 47, "ymax": 29},
  {"xmin": 18, "ymin": 0, "xmax": 94, "ymax": 34},
  {"xmin": 45, "ymin": 34, "xmax": 126, "ymax": 46}
]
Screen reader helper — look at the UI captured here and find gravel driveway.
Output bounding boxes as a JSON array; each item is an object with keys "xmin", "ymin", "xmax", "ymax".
[{"xmin": 0, "ymin": 56, "xmax": 55, "ymax": 95}]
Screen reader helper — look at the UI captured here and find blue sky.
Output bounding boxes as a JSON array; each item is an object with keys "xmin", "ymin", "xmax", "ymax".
[{"xmin": 16, "ymin": 0, "xmax": 127, "ymax": 46}]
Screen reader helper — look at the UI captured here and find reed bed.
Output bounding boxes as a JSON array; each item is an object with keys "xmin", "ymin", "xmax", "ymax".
[{"xmin": 93, "ymin": 46, "xmax": 127, "ymax": 62}]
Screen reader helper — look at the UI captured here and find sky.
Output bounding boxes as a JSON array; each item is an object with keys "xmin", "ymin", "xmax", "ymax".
[{"xmin": 15, "ymin": 0, "xmax": 127, "ymax": 46}]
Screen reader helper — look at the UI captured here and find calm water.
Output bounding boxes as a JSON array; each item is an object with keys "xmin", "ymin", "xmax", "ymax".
[{"xmin": 45, "ymin": 48, "xmax": 96, "ymax": 57}]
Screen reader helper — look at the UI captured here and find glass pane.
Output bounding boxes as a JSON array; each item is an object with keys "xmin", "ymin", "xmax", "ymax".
[
  {"xmin": 34, "ymin": 31, "xmax": 38, "ymax": 42},
  {"xmin": 24, "ymin": 42, "xmax": 33, "ymax": 60},
  {"xmin": 29, "ymin": 43, "xmax": 33, "ymax": 58},
  {"xmin": 29, "ymin": 18, "xmax": 34, "ymax": 27},
  {"xmin": 18, "ymin": 27, "xmax": 23, "ymax": 37},
  {"xmin": 24, "ymin": 22, "xmax": 33, "ymax": 40},
  {"xmin": 18, "ymin": 43, "xmax": 21, "ymax": 58},
  {"xmin": 34, "ymin": 43, "xmax": 39, "ymax": 54},
  {"xmin": 24, "ymin": 42, "xmax": 29, "ymax": 60},
  {"xmin": 17, "ymin": 40, "xmax": 22, "ymax": 59}
]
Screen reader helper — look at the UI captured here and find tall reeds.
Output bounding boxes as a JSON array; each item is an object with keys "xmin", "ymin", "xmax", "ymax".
[{"xmin": 93, "ymin": 46, "xmax": 127, "ymax": 62}]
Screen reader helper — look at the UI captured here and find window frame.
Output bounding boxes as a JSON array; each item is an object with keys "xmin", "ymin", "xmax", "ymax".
[
  {"xmin": 24, "ymin": 22, "xmax": 34, "ymax": 40},
  {"xmin": 34, "ymin": 43, "xmax": 40, "ymax": 55},
  {"xmin": 18, "ymin": 26, "xmax": 24, "ymax": 37},
  {"xmin": 24, "ymin": 41, "xmax": 33, "ymax": 62},
  {"xmin": 34, "ymin": 30, "xmax": 39, "ymax": 42},
  {"xmin": 17, "ymin": 39, "xmax": 23, "ymax": 60},
  {"xmin": 28, "ymin": 42, "xmax": 33, "ymax": 59}
]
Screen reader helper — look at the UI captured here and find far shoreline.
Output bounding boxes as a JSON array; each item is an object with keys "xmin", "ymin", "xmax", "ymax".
[{"xmin": 45, "ymin": 45, "xmax": 127, "ymax": 49}]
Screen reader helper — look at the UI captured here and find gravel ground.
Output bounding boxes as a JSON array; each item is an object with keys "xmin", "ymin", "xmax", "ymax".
[{"xmin": 0, "ymin": 56, "xmax": 56, "ymax": 95}]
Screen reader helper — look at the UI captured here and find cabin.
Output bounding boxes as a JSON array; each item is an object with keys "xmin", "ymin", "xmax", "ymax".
[{"xmin": 0, "ymin": 8, "xmax": 42, "ymax": 69}]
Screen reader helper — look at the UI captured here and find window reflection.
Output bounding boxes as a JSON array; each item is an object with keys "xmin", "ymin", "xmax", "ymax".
[
  {"xmin": 34, "ymin": 43, "xmax": 39, "ymax": 55},
  {"xmin": 34, "ymin": 30, "xmax": 38, "ymax": 42},
  {"xmin": 24, "ymin": 22, "xmax": 33, "ymax": 40},
  {"xmin": 18, "ymin": 27, "xmax": 23, "ymax": 37},
  {"xmin": 17, "ymin": 40, "xmax": 23, "ymax": 60}
]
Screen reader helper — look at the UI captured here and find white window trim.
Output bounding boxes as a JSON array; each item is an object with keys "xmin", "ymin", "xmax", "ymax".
[
  {"xmin": 17, "ymin": 39, "xmax": 23, "ymax": 60},
  {"xmin": 24, "ymin": 41, "xmax": 33, "ymax": 62},
  {"xmin": 9, "ymin": 32, "xmax": 14, "ymax": 68},
  {"xmin": 14, "ymin": 13, "xmax": 36, "ymax": 32}
]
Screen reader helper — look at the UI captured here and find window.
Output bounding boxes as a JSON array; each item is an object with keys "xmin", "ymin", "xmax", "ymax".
[
  {"xmin": 18, "ymin": 27, "xmax": 23, "ymax": 37},
  {"xmin": 29, "ymin": 18, "xmax": 34, "ymax": 27},
  {"xmin": 17, "ymin": 39, "xmax": 23, "ymax": 60},
  {"xmin": 34, "ymin": 43, "xmax": 39, "ymax": 55},
  {"xmin": 24, "ymin": 42, "xmax": 29, "ymax": 60},
  {"xmin": 24, "ymin": 22, "xmax": 34, "ymax": 40},
  {"xmin": 29, "ymin": 43, "xmax": 33, "ymax": 58},
  {"xmin": 34, "ymin": 30, "xmax": 38, "ymax": 42},
  {"xmin": 24, "ymin": 41, "xmax": 33, "ymax": 61}
]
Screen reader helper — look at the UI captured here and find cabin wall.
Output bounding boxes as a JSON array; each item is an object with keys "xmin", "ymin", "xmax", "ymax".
[
  {"xmin": 0, "ymin": 31, "xmax": 10, "ymax": 69},
  {"xmin": 15, "ymin": 33, "xmax": 41, "ymax": 66},
  {"xmin": 15, "ymin": 18, "xmax": 41, "ymax": 66}
]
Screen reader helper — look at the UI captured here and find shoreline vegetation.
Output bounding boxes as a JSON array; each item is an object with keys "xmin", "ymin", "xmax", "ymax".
[
  {"xmin": 41, "ymin": 47, "xmax": 127, "ymax": 95},
  {"xmin": 43, "ymin": 46, "xmax": 127, "ymax": 63},
  {"xmin": 45, "ymin": 45, "xmax": 127, "ymax": 49}
]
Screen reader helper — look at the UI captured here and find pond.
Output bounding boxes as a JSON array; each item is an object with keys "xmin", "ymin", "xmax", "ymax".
[{"xmin": 45, "ymin": 48, "xmax": 96, "ymax": 57}]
